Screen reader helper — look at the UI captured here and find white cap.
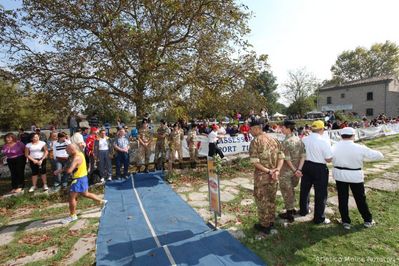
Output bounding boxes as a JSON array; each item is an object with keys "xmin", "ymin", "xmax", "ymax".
[{"xmin": 341, "ymin": 127, "xmax": 355, "ymax": 135}]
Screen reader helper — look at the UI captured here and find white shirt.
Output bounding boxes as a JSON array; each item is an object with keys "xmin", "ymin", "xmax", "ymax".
[
  {"xmin": 26, "ymin": 141, "xmax": 46, "ymax": 159},
  {"xmin": 99, "ymin": 138, "xmax": 109, "ymax": 151},
  {"xmin": 208, "ymin": 131, "xmax": 218, "ymax": 143},
  {"xmin": 217, "ymin": 126, "xmax": 226, "ymax": 135},
  {"xmin": 302, "ymin": 133, "xmax": 333, "ymax": 164},
  {"xmin": 332, "ymin": 140, "xmax": 383, "ymax": 183},
  {"xmin": 53, "ymin": 139, "xmax": 71, "ymax": 158},
  {"xmin": 71, "ymin": 132, "xmax": 85, "ymax": 146}
]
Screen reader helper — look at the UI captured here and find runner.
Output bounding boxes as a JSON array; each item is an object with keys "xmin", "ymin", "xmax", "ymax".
[{"xmin": 55, "ymin": 143, "xmax": 107, "ymax": 224}]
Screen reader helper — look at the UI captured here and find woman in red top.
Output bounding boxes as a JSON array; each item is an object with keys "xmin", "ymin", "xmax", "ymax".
[
  {"xmin": 1, "ymin": 133, "xmax": 26, "ymax": 194},
  {"xmin": 240, "ymin": 121, "xmax": 250, "ymax": 142}
]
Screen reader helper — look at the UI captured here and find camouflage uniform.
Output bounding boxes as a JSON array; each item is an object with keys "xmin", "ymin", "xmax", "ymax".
[
  {"xmin": 168, "ymin": 128, "xmax": 184, "ymax": 163},
  {"xmin": 280, "ymin": 134, "xmax": 306, "ymax": 210},
  {"xmin": 249, "ymin": 132, "xmax": 285, "ymax": 227},
  {"xmin": 187, "ymin": 128, "xmax": 198, "ymax": 161},
  {"xmin": 154, "ymin": 124, "xmax": 169, "ymax": 169},
  {"xmin": 138, "ymin": 126, "xmax": 153, "ymax": 167}
]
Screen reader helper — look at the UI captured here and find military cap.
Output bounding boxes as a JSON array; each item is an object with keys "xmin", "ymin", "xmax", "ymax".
[
  {"xmin": 283, "ymin": 120, "xmax": 296, "ymax": 127},
  {"xmin": 249, "ymin": 119, "xmax": 262, "ymax": 127}
]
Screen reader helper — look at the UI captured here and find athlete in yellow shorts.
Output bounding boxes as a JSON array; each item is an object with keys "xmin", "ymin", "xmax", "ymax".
[{"xmin": 54, "ymin": 143, "xmax": 106, "ymax": 224}]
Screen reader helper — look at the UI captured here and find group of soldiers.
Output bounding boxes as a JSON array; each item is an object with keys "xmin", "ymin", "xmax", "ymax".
[
  {"xmin": 135, "ymin": 119, "xmax": 199, "ymax": 172},
  {"xmin": 249, "ymin": 119, "xmax": 305, "ymax": 235}
]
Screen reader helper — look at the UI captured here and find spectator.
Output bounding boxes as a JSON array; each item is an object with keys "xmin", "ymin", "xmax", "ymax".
[
  {"xmin": 130, "ymin": 126, "xmax": 139, "ymax": 140},
  {"xmin": 1, "ymin": 133, "xmax": 26, "ymax": 194},
  {"xmin": 47, "ymin": 131, "xmax": 58, "ymax": 190},
  {"xmin": 68, "ymin": 114, "xmax": 78, "ymax": 136},
  {"xmin": 240, "ymin": 121, "xmax": 251, "ymax": 142},
  {"xmin": 85, "ymin": 127, "xmax": 99, "ymax": 174},
  {"xmin": 82, "ymin": 127, "xmax": 90, "ymax": 142},
  {"xmin": 113, "ymin": 128, "xmax": 130, "ymax": 179},
  {"xmin": 35, "ymin": 128, "xmax": 47, "ymax": 142},
  {"xmin": 88, "ymin": 112, "xmax": 100, "ymax": 127},
  {"xmin": 103, "ymin": 121, "xmax": 111, "ymax": 136},
  {"xmin": 53, "ymin": 132, "xmax": 71, "ymax": 190},
  {"xmin": 217, "ymin": 122, "xmax": 226, "ymax": 135},
  {"xmin": 70, "ymin": 128, "xmax": 86, "ymax": 152},
  {"xmin": 25, "ymin": 133, "xmax": 49, "ymax": 192},
  {"xmin": 94, "ymin": 129, "xmax": 113, "ymax": 181},
  {"xmin": 18, "ymin": 128, "xmax": 30, "ymax": 145}
]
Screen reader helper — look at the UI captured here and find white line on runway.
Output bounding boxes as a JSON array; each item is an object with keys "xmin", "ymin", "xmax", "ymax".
[{"xmin": 131, "ymin": 176, "xmax": 177, "ymax": 266}]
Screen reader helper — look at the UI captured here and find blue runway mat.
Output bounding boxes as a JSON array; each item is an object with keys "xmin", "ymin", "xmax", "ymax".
[{"xmin": 96, "ymin": 172, "xmax": 265, "ymax": 266}]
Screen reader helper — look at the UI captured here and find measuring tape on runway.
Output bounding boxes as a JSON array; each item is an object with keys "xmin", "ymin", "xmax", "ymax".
[{"xmin": 131, "ymin": 176, "xmax": 177, "ymax": 266}]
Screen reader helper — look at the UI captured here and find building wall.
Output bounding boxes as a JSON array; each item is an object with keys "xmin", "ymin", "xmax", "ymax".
[{"xmin": 318, "ymin": 82, "xmax": 399, "ymax": 117}]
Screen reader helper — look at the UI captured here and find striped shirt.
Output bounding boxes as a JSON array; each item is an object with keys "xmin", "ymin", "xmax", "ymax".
[{"xmin": 53, "ymin": 140, "xmax": 71, "ymax": 158}]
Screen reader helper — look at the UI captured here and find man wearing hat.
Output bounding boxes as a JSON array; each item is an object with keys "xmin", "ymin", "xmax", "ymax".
[
  {"xmin": 278, "ymin": 120, "xmax": 306, "ymax": 223},
  {"xmin": 299, "ymin": 120, "xmax": 333, "ymax": 224},
  {"xmin": 249, "ymin": 119, "xmax": 285, "ymax": 235},
  {"xmin": 332, "ymin": 127, "xmax": 383, "ymax": 229}
]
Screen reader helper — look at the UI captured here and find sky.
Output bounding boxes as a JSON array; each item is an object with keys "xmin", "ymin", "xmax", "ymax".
[
  {"xmin": 240, "ymin": 0, "xmax": 399, "ymax": 90},
  {"xmin": 2, "ymin": 0, "xmax": 399, "ymax": 101}
]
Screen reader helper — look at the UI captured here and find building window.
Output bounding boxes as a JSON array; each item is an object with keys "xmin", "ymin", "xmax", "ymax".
[
  {"xmin": 367, "ymin": 92, "xmax": 373, "ymax": 101},
  {"xmin": 340, "ymin": 93, "xmax": 345, "ymax": 98},
  {"xmin": 327, "ymin": 96, "xmax": 332, "ymax": 104},
  {"xmin": 366, "ymin": 108, "xmax": 373, "ymax": 116}
]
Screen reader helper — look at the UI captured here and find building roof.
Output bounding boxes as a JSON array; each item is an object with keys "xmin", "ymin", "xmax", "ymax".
[{"xmin": 320, "ymin": 75, "xmax": 397, "ymax": 91}]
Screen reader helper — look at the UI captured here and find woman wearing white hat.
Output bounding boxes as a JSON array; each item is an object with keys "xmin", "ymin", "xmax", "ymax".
[{"xmin": 332, "ymin": 127, "xmax": 383, "ymax": 230}]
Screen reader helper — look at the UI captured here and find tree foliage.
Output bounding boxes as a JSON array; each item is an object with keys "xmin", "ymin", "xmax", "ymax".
[
  {"xmin": 247, "ymin": 70, "xmax": 278, "ymax": 113},
  {"xmin": 331, "ymin": 41, "xmax": 399, "ymax": 83},
  {"xmin": 283, "ymin": 68, "xmax": 319, "ymax": 116},
  {"xmin": 0, "ymin": 75, "xmax": 56, "ymax": 130},
  {"xmin": 0, "ymin": 0, "xmax": 262, "ymax": 119}
]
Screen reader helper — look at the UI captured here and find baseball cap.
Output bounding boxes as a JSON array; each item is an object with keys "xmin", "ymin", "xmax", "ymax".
[
  {"xmin": 211, "ymin": 124, "xmax": 219, "ymax": 130},
  {"xmin": 90, "ymin": 127, "xmax": 98, "ymax": 132},
  {"xmin": 311, "ymin": 120, "xmax": 324, "ymax": 130},
  {"xmin": 341, "ymin": 127, "xmax": 355, "ymax": 135}
]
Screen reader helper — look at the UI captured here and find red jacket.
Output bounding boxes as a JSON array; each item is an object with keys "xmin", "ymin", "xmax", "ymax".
[{"xmin": 240, "ymin": 124, "xmax": 250, "ymax": 134}]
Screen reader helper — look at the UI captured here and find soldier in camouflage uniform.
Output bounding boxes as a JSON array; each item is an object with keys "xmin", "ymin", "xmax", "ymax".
[
  {"xmin": 249, "ymin": 120, "xmax": 285, "ymax": 235},
  {"xmin": 138, "ymin": 119, "xmax": 153, "ymax": 173},
  {"xmin": 186, "ymin": 123, "xmax": 198, "ymax": 168},
  {"xmin": 278, "ymin": 120, "xmax": 306, "ymax": 222},
  {"xmin": 154, "ymin": 119, "xmax": 169, "ymax": 170},
  {"xmin": 168, "ymin": 123, "xmax": 184, "ymax": 171}
]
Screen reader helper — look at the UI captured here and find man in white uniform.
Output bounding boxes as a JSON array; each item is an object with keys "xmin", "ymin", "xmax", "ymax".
[
  {"xmin": 299, "ymin": 120, "xmax": 333, "ymax": 224},
  {"xmin": 332, "ymin": 127, "xmax": 383, "ymax": 229}
]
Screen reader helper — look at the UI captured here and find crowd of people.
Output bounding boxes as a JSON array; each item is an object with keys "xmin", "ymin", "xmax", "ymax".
[{"xmin": 0, "ymin": 109, "xmax": 389, "ymax": 229}]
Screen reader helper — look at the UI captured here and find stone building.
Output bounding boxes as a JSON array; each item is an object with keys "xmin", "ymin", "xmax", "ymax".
[{"xmin": 317, "ymin": 76, "xmax": 399, "ymax": 117}]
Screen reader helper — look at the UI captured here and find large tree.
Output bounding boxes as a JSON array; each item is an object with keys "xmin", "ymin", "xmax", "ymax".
[
  {"xmin": 0, "ymin": 1, "xmax": 260, "ymax": 118},
  {"xmin": 246, "ymin": 69, "xmax": 279, "ymax": 113},
  {"xmin": 331, "ymin": 41, "xmax": 399, "ymax": 83},
  {"xmin": 283, "ymin": 68, "xmax": 319, "ymax": 116}
]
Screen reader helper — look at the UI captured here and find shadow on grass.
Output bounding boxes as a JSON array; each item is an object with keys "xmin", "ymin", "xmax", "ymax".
[{"xmin": 241, "ymin": 218, "xmax": 366, "ymax": 265}]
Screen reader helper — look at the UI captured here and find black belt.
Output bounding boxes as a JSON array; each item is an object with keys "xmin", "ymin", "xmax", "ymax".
[
  {"xmin": 334, "ymin": 166, "xmax": 361, "ymax": 171},
  {"xmin": 305, "ymin": 160, "xmax": 326, "ymax": 166}
]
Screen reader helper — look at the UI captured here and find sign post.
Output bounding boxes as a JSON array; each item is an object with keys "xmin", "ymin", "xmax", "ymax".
[{"xmin": 207, "ymin": 156, "xmax": 221, "ymax": 229}]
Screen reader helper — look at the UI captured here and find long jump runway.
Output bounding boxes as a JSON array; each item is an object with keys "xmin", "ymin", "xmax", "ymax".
[{"xmin": 96, "ymin": 172, "xmax": 265, "ymax": 266}]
